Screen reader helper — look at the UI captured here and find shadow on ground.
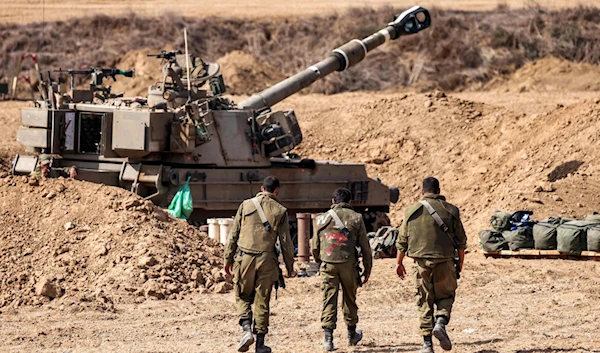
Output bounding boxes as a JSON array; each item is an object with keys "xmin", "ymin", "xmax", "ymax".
[{"xmin": 547, "ymin": 160, "xmax": 584, "ymax": 182}]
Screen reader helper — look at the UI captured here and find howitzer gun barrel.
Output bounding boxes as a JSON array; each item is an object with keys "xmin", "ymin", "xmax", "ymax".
[{"xmin": 238, "ymin": 6, "xmax": 430, "ymax": 111}]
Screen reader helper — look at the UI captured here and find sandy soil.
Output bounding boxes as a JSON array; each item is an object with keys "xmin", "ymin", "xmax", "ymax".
[
  {"xmin": 279, "ymin": 89, "xmax": 600, "ymax": 236},
  {"xmin": 0, "ymin": 257, "xmax": 599, "ymax": 352},
  {"xmin": 2, "ymin": 7, "xmax": 600, "ymax": 351},
  {"xmin": 0, "ymin": 101, "xmax": 26, "ymax": 171},
  {"xmin": 3, "ymin": 0, "xmax": 599, "ymax": 24},
  {"xmin": 2, "ymin": 71, "xmax": 600, "ymax": 352}
]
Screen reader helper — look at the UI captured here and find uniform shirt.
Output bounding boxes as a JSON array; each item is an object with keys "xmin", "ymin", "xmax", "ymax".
[
  {"xmin": 397, "ymin": 193, "xmax": 467, "ymax": 259},
  {"xmin": 224, "ymin": 192, "xmax": 295, "ymax": 274},
  {"xmin": 30, "ymin": 166, "xmax": 73, "ymax": 178},
  {"xmin": 311, "ymin": 203, "xmax": 373, "ymax": 278}
]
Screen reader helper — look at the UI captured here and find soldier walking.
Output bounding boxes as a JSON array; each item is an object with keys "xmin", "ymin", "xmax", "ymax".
[
  {"xmin": 312, "ymin": 188, "xmax": 373, "ymax": 351},
  {"xmin": 224, "ymin": 176, "xmax": 296, "ymax": 353},
  {"xmin": 395, "ymin": 177, "xmax": 467, "ymax": 353}
]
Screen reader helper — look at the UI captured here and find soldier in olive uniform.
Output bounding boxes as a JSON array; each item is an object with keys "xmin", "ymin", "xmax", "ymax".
[
  {"xmin": 224, "ymin": 176, "xmax": 296, "ymax": 353},
  {"xmin": 396, "ymin": 177, "xmax": 467, "ymax": 353},
  {"xmin": 312, "ymin": 188, "xmax": 372, "ymax": 351},
  {"xmin": 30, "ymin": 154, "xmax": 77, "ymax": 179}
]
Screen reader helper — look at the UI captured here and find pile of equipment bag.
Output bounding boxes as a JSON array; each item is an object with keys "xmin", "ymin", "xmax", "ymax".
[
  {"xmin": 368, "ymin": 226, "xmax": 399, "ymax": 258},
  {"xmin": 479, "ymin": 211, "xmax": 600, "ymax": 254}
]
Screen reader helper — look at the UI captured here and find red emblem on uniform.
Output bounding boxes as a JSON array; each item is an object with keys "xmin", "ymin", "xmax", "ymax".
[{"xmin": 326, "ymin": 233, "xmax": 348, "ymax": 255}]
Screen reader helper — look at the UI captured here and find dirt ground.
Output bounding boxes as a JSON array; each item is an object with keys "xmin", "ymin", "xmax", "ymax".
[
  {"xmin": 2, "ymin": 61, "xmax": 600, "ymax": 351},
  {"xmin": 0, "ymin": 257, "xmax": 599, "ymax": 353},
  {"xmin": 3, "ymin": 0, "xmax": 599, "ymax": 24},
  {"xmin": 2, "ymin": 2, "xmax": 600, "ymax": 352},
  {"xmin": 0, "ymin": 101, "xmax": 21, "ymax": 171}
]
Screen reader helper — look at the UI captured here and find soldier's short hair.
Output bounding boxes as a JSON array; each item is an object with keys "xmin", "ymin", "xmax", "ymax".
[
  {"xmin": 423, "ymin": 176, "xmax": 440, "ymax": 194},
  {"xmin": 333, "ymin": 188, "xmax": 352, "ymax": 204},
  {"xmin": 263, "ymin": 176, "xmax": 280, "ymax": 193}
]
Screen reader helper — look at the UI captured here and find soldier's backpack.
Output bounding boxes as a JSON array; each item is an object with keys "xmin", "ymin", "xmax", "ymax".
[
  {"xmin": 532, "ymin": 217, "xmax": 562, "ymax": 250},
  {"xmin": 502, "ymin": 226, "xmax": 534, "ymax": 251},
  {"xmin": 586, "ymin": 224, "xmax": 600, "ymax": 252},
  {"xmin": 478, "ymin": 229, "xmax": 509, "ymax": 252},
  {"xmin": 369, "ymin": 226, "xmax": 398, "ymax": 258},
  {"xmin": 557, "ymin": 220, "xmax": 596, "ymax": 254}
]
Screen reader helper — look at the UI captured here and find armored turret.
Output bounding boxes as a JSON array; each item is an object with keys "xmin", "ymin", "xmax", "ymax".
[{"xmin": 13, "ymin": 7, "xmax": 430, "ymax": 231}]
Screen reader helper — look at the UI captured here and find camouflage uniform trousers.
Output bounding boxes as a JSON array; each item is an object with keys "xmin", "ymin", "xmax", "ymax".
[
  {"xmin": 413, "ymin": 258, "xmax": 457, "ymax": 336},
  {"xmin": 234, "ymin": 251, "xmax": 279, "ymax": 334},
  {"xmin": 320, "ymin": 261, "xmax": 360, "ymax": 330}
]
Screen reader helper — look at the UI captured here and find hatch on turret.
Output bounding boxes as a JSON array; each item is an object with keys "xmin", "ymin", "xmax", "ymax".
[{"xmin": 255, "ymin": 109, "xmax": 302, "ymax": 157}]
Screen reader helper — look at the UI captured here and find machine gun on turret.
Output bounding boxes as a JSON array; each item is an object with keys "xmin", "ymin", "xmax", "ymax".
[
  {"xmin": 54, "ymin": 67, "xmax": 135, "ymax": 101},
  {"xmin": 146, "ymin": 50, "xmax": 183, "ymax": 62}
]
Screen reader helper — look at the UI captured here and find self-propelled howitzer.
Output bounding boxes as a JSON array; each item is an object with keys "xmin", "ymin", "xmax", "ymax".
[{"xmin": 13, "ymin": 7, "xmax": 430, "ymax": 232}]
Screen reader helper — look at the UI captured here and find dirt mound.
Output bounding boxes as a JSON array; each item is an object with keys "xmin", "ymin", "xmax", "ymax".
[
  {"xmin": 292, "ymin": 91, "xmax": 600, "ymax": 244},
  {"xmin": 0, "ymin": 101, "xmax": 26, "ymax": 172},
  {"xmin": 218, "ymin": 50, "xmax": 286, "ymax": 96},
  {"xmin": 0, "ymin": 175, "xmax": 231, "ymax": 310},
  {"xmin": 483, "ymin": 56, "xmax": 600, "ymax": 93},
  {"xmin": 49, "ymin": 48, "xmax": 283, "ymax": 98}
]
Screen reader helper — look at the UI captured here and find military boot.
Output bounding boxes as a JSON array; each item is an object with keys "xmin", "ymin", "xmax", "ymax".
[
  {"xmin": 237, "ymin": 321, "xmax": 254, "ymax": 352},
  {"xmin": 419, "ymin": 336, "xmax": 434, "ymax": 353},
  {"xmin": 255, "ymin": 333, "xmax": 271, "ymax": 353},
  {"xmin": 323, "ymin": 328, "xmax": 334, "ymax": 351},
  {"xmin": 347, "ymin": 325, "xmax": 363, "ymax": 346},
  {"xmin": 432, "ymin": 316, "xmax": 452, "ymax": 351}
]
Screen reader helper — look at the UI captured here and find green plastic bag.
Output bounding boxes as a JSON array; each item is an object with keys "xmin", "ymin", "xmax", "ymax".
[{"xmin": 168, "ymin": 177, "xmax": 193, "ymax": 219}]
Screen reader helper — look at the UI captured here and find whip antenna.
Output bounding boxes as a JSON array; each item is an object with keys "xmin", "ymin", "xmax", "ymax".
[
  {"xmin": 42, "ymin": 0, "xmax": 45, "ymax": 48},
  {"xmin": 184, "ymin": 27, "xmax": 192, "ymax": 103}
]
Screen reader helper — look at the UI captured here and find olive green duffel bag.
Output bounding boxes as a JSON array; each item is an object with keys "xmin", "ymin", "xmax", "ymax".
[
  {"xmin": 533, "ymin": 222, "xmax": 558, "ymax": 250},
  {"xmin": 557, "ymin": 220, "xmax": 597, "ymax": 254},
  {"xmin": 532, "ymin": 217, "xmax": 565, "ymax": 250},
  {"xmin": 490, "ymin": 211, "xmax": 514, "ymax": 231},
  {"xmin": 587, "ymin": 225, "xmax": 600, "ymax": 252},
  {"xmin": 479, "ymin": 229, "xmax": 509, "ymax": 252},
  {"xmin": 502, "ymin": 226, "xmax": 534, "ymax": 251}
]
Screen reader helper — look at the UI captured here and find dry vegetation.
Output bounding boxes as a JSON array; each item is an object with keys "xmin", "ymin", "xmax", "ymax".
[
  {"xmin": 3, "ymin": 0, "xmax": 600, "ymax": 24},
  {"xmin": 2, "ymin": 6, "xmax": 600, "ymax": 95}
]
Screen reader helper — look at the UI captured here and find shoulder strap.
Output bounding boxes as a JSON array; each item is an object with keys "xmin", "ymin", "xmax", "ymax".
[
  {"xmin": 421, "ymin": 200, "xmax": 458, "ymax": 248},
  {"xmin": 252, "ymin": 197, "xmax": 272, "ymax": 231},
  {"xmin": 420, "ymin": 200, "xmax": 449, "ymax": 232},
  {"xmin": 327, "ymin": 209, "xmax": 350, "ymax": 237},
  {"xmin": 327, "ymin": 209, "xmax": 345, "ymax": 229}
]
